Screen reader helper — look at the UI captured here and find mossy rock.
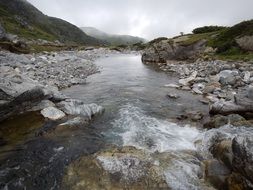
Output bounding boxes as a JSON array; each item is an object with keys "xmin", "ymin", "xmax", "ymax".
[{"xmin": 62, "ymin": 146, "xmax": 168, "ymax": 190}]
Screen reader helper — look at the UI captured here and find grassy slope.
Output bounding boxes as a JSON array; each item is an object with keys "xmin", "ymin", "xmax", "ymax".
[
  {"xmin": 172, "ymin": 20, "xmax": 253, "ymax": 61},
  {"xmin": 0, "ymin": 0, "xmax": 104, "ymax": 45}
]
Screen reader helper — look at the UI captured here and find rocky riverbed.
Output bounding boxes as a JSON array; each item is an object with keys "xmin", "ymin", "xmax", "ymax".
[
  {"xmin": 0, "ymin": 48, "xmax": 134, "ymax": 122},
  {"xmin": 141, "ymin": 41, "xmax": 253, "ymax": 189},
  {"xmin": 1, "ymin": 46, "xmax": 253, "ymax": 190}
]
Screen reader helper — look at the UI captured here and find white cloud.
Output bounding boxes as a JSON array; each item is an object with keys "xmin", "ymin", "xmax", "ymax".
[{"xmin": 27, "ymin": 0, "xmax": 253, "ymax": 40}]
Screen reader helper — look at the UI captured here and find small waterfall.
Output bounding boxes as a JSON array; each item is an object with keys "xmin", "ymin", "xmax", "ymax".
[
  {"xmin": 101, "ymin": 104, "xmax": 212, "ymax": 189},
  {"xmin": 111, "ymin": 104, "xmax": 200, "ymax": 152}
]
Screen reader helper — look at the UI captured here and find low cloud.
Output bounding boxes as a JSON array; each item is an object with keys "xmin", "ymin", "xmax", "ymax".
[{"xmin": 27, "ymin": 0, "xmax": 253, "ymax": 40}]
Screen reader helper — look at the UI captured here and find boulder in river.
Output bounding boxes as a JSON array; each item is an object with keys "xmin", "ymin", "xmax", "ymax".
[
  {"xmin": 210, "ymin": 87, "xmax": 253, "ymax": 115},
  {"xmin": 204, "ymin": 114, "xmax": 246, "ymax": 129},
  {"xmin": 40, "ymin": 106, "xmax": 66, "ymax": 120},
  {"xmin": 63, "ymin": 146, "xmax": 168, "ymax": 190},
  {"xmin": 232, "ymin": 134, "xmax": 253, "ymax": 183},
  {"xmin": 204, "ymin": 159, "xmax": 231, "ymax": 189},
  {"xmin": 0, "ymin": 86, "xmax": 47, "ymax": 121},
  {"xmin": 57, "ymin": 99, "xmax": 104, "ymax": 119}
]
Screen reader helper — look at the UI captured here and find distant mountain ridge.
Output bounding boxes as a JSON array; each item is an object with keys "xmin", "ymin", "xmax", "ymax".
[
  {"xmin": 81, "ymin": 27, "xmax": 146, "ymax": 46},
  {"xmin": 0, "ymin": 0, "xmax": 105, "ymax": 45}
]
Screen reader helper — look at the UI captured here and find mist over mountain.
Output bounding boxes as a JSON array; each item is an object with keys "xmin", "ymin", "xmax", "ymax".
[{"xmin": 81, "ymin": 27, "xmax": 146, "ymax": 46}]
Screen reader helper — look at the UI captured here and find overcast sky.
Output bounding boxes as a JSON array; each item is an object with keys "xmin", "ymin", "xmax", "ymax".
[{"xmin": 27, "ymin": 0, "xmax": 253, "ymax": 40}]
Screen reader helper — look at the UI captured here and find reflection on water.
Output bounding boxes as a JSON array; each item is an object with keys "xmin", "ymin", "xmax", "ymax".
[
  {"xmin": 0, "ymin": 112, "xmax": 44, "ymax": 160},
  {"xmin": 0, "ymin": 54, "xmax": 210, "ymax": 190}
]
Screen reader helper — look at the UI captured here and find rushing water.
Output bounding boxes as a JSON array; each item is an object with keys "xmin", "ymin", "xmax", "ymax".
[{"xmin": 0, "ymin": 54, "xmax": 211, "ymax": 190}]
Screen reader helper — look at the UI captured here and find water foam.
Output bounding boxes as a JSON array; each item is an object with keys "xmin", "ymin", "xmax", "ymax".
[{"xmin": 111, "ymin": 104, "xmax": 200, "ymax": 153}]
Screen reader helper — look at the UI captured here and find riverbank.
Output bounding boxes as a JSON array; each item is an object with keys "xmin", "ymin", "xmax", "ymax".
[
  {"xmin": 0, "ymin": 48, "xmax": 138, "ymax": 122},
  {"xmin": 142, "ymin": 53, "xmax": 253, "ymax": 189},
  {"xmin": 0, "ymin": 51, "xmax": 253, "ymax": 189}
]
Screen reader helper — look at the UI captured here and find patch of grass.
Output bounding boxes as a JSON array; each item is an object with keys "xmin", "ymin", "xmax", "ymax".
[
  {"xmin": 177, "ymin": 31, "xmax": 220, "ymax": 46},
  {"xmin": 148, "ymin": 37, "xmax": 168, "ymax": 45},
  {"xmin": 210, "ymin": 20, "xmax": 253, "ymax": 53},
  {"xmin": 0, "ymin": 41, "xmax": 30, "ymax": 54},
  {"xmin": 30, "ymin": 44, "xmax": 71, "ymax": 53},
  {"xmin": 215, "ymin": 51, "xmax": 253, "ymax": 61},
  {"xmin": 0, "ymin": 7, "xmax": 56, "ymax": 41}
]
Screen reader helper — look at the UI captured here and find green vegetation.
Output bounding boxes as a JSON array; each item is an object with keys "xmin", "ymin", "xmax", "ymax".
[
  {"xmin": 0, "ymin": 0, "xmax": 104, "ymax": 45},
  {"xmin": 30, "ymin": 44, "xmax": 73, "ymax": 53},
  {"xmin": 170, "ymin": 20, "xmax": 253, "ymax": 61},
  {"xmin": 215, "ymin": 52, "xmax": 253, "ymax": 61},
  {"xmin": 209, "ymin": 20, "xmax": 253, "ymax": 53},
  {"xmin": 177, "ymin": 31, "xmax": 219, "ymax": 46},
  {"xmin": 148, "ymin": 37, "xmax": 168, "ymax": 45},
  {"xmin": 192, "ymin": 26, "xmax": 227, "ymax": 34}
]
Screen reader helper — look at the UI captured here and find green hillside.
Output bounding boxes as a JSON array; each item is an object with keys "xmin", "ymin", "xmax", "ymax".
[{"xmin": 0, "ymin": 0, "xmax": 104, "ymax": 45}]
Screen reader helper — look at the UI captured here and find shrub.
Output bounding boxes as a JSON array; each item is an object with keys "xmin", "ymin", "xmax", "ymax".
[
  {"xmin": 193, "ymin": 26, "xmax": 227, "ymax": 34},
  {"xmin": 210, "ymin": 20, "xmax": 253, "ymax": 53}
]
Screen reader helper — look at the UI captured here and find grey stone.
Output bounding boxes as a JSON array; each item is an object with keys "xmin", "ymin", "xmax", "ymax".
[
  {"xmin": 41, "ymin": 106, "xmax": 66, "ymax": 120},
  {"xmin": 57, "ymin": 99, "xmax": 104, "ymax": 119},
  {"xmin": 247, "ymin": 86, "xmax": 253, "ymax": 100},
  {"xmin": 166, "ymin": 93, "xmax": 179, "ymax": 99},
  {"xmin": 232, "ymin": 134, "xmax": 253, "ymax": 182},
  {"xmin": 142, "ymin": 39, "xmax": 206, "ymax": 63},
  {"xmin": 236, "ymin": 35, "xmax": 253, "ymax": 51}
]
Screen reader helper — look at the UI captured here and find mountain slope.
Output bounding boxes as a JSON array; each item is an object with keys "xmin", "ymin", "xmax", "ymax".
[
  {"xmin": 81, "ymin": 27, "xmax": 146, "ymax": 46},
  {"xmin": 0, "ymin": 0, "xmax": 104, "ymax": 45}
]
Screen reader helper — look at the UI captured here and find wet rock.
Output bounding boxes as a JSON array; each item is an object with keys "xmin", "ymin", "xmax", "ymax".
[
  {"xmin": 232, "ymin": 134, "xmax": 253, "ymax": 183},
  {"xmin": 30, "ymin": 100, "xmax": 55, "ymax": 111},
  {"xmin": 164, "ymin": 83, "xmax": 180, "ymax": 88},
  {"xmin": 204, "ymin": 159, "xmax": 231, "ymax": 189},
  {"xmin": 57, "ymin": 99, "xmax": 104, "ymax": 119},
  {"xmin": 232, "ymin": 120, "xmax": 253, "ymax": 128},
  {"xmin": 166, "ymin": 93, "xmax": 179, "ymax": 99},
  {"xmin": 50, "ymin": 117, "xmax": 90, "ymax": 136},
  {"xmin": 59, "ymin": 117, "xmax": 89, "ymax": 127},
  {"xmin": 40, "ymin": 106, "xmax": 66, "ymax": 120},
  {"xmin": 63, "ymin": 146, "xmax": 168, "ymax": 190},
  {"xmin": 226, "ymin": 172, "xmax": 253, "ymax": 190},
  {"xmin": 204, "ymin": 114, "xmax": 246, "ymax": 129},
  {"xmin": 0, "ymin": 87, "xmax": 47, "ymax": 121},
  {"xmin": 180, "ymin": 110, "xmax": 204, "ymax": 121},
  {"xmin": 204, "ymin": 115, "xmax": 229, "ymax": 129},
  {"xmin": 210, "ymin": 140, "xmax": 233, "ymax": 169},
  {"xmin": 209, "ymin": 100, "xmax": 251, "ymax": 115},
  {"xmin": 228, "ymin": 114, "xmax": 246, "ymax": 124}
]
